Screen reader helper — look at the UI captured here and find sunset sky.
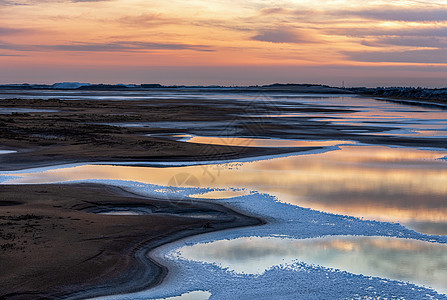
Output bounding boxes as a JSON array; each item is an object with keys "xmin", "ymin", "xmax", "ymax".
[{"xmin": 1, "ymin": 0, "xmax": 447, "ymax": 86}]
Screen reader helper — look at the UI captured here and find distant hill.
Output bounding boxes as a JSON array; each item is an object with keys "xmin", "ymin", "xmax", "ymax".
[
  {"xmin": 0, "ymin": 83, "xmax": 348, "ymax": 93},
  {"xmin": 1, "ymin": 83, "xmax": 445, "ymax": 102}
]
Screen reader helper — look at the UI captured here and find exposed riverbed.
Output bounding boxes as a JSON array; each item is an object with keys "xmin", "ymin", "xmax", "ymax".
[{"xmin": 1, "ymin": 91, "xmax": 447, "ymax": 299}]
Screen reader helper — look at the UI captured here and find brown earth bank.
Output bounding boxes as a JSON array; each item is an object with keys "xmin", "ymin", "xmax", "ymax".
[
  {"xmin": 0, "ymin": 183, "xmax": 263, "ymax": 299},
  {"xmin": 0, "ymin": 98, "xmax": 327, "ymax": 171},
  {"xmin": 0, "ymin": 94, "xmax": 446, "ymax": 299},
  {"xmin": 1, "ymin": 96, "xmax": 446, "ymax": 171}
]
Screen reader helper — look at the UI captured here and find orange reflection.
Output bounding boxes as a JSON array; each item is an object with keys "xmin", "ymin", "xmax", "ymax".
[
  {"xmin": 178, "ymin": 235, "xmax": 447, "ymax": 293},
  {"xmin": 187, "ymin": 137, "xmax": 354, "ymax": 148},
  {"xmin": 5, "ymin": 145, "xmax": 447, "ymax": 231}
]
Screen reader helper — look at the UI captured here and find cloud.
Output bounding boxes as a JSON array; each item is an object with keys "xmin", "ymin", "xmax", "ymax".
[
  {"xmin": 326, "ymin": 26, "xmax": 447, "ymax": 38},
  {"xmin": 0, "ymin": 0, "xmax": 109, "ymax": 4},
  {"xmin": 344, "ymin": 49, "xmax": 447, "ymax": 64},
  {"xmin": 0, "ymin": 53, "xmax": 24, "ymax": 56},
  {"xmin": 48, "ymin": 41, "xmax": 214, "ymax": 52},
  {"xmin": 257, "ymin": 5, "xmax": 447, "ymax": 23},
  {"xmin": 363, "ymin": 37, "xmax": 447, "ymax": 49},
  {"xmin": 0, "ymin": 26, "xmax": 41, "ymax": 36},
  {"xmin": 0, "ymin": 27, "xmax": 25, "ymax": 35},
  {"xmin": 252, "ymin": 28, "xmax": 314, "ymax": 44},
  {"xmin": 0, "ymin": 0, "xmax": 27, "ymax": 5},
  {"xmin": 0, "ymin": 41, "xmax": 215, "ymax": 52},
  {"xmin": 336, "ymin": 7, "xmax": 447, "ymax": 22},
  {"xmin": 259, "ymin": 7, "xmax": 291, "ymax": 15}
]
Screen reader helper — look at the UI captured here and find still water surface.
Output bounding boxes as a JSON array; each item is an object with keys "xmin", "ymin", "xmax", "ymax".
[
  {"xmin": 177, "ymin": 236, "xmax": 447, "ymax": 293},
  {"xmin": 2, "ymin": 94, "xmax": 447, "ymax": 297},
  {"xmin": 6, "ymin": 144, "xmax": 447, "ymax": 235}
]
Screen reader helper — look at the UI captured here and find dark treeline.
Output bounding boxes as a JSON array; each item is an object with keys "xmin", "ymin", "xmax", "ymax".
[{"xmin": 347, "ymin": 87, "xmax": 447, "ymax": 102}]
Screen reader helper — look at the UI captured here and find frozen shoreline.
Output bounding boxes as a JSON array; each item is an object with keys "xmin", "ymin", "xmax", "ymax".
[
  {"xmin": 2, "ymin": 92, "xmax": 447, "ymax": 299},
  {"xmin": 87, "ymin": 180, "xmax": 447, "ymax": 299},
  {"xmin": 3, "ymin": 143, "xmax": 447, "ymax": 299}
]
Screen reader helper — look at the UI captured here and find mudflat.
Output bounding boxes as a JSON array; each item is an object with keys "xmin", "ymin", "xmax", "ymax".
[
  {"xmin": 0, "ymin": 183, "xmax": 262, "ymax": 299},
  {"xmin": 1, "ymin": 97, "xmax": 445, "ymax": 172},
  {"xmin": 1, "ymin": 94, "xmax": 446, "ymax": 298},
  {"xmin": 0, "ymin": 98, "xmax": 324, "ymax": 171}
]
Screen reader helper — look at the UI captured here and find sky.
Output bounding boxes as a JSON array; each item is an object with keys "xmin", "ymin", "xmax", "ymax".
[{"xmin": 1, "ymin": 0, "xmax": 447, "ymax": 87}]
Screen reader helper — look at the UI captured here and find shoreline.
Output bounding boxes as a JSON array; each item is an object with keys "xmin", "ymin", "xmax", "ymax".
[
  {"xmin": 0, "ymin": 183, "xmax": 264, "ymax": 299},
  {"xmin": 1, "ymin": 96, "xmax": 447, "ymax": 172},
  {"xmin": 1, "ymin": 92, "xmax": 447, "ymax": 298}
]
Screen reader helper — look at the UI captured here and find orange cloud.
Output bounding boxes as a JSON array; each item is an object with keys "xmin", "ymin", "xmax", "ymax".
[{"xmin": 1, "ymin": 0, "xmax": 447, "ymax": 84}]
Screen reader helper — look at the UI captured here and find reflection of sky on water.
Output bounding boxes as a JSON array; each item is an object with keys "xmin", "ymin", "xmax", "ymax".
[
  {"xmin": 5, "ymin": 144, "xmax": 447, "ymax": 235},
  {"xmin": 308, "ymin": 97, "xmax": 447, "ymax": 139},
  {"xmin": 2, "ymin": 94, "xmax": 447, "ymax": 297},
  {"xmin": 186, "ymin": 137, "xmax": 354, "ymax": 148},
  {"xmin": 0, "ymin": 108, "xmax": 58, "ymax": 114},
  {"xmin": 152, "ymin": 291, "xmax": 211, "ymax": 300},
  {"xmin": 0, "ymin": 89, "xmax": 346, "ymax": 101},
  {"xmin": 189, "ymin": 189, "xmax": 251, "ymax": 199},
  {"xmin": 0, "ymin": 150, "xmax": 16, "ymax": 155},
  {"xmin": 176, "ymin": 236, "xmax": 447, "ymax": 293}
]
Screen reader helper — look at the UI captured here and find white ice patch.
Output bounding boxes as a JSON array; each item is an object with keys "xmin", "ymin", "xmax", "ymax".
[
  {"xmin": 175, "ymin": 236, "xmax": 447, "ymax": 293},
  {"xmin": 85, "ymin": 180, "xmax": 447, "ymax": 299},
  {"xmin": 152, "ymin": 291, "xmax": 211, "ymax": 300}
]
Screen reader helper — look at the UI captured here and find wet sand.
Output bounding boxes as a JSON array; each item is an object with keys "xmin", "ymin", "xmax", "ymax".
[
  {"xmin": 1, "ymin": 95, "xmax": 446, "ymax": 298},
  {"xmin": 0, "ymin": 98, "xmax": 324, "ymax": 171},
  {"xmin": 1, "ymin": 97, "xmax": 445, "ymax": 171},
  {"xmin": 0, "ymin": 184, "xmax": 262, "ymax": 299}
]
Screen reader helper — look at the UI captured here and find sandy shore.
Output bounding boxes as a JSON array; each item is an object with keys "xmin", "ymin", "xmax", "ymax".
[
  {"xmin": 1, "ymin": 94, "xmax": 446, "ymax": 298},
  {"xmin": 0, "ymin": 98, "xmax": 325, "ymax": 171},
  {"xmin": 1, "ymin": 97, "xmax": 446, "ymax": 171},
  {"xmin": 0, "ymin": 184, "xmax": 262, "ymax": 299}
]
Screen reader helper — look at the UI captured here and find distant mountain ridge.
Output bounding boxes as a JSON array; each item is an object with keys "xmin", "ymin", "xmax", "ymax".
[
  {"xmin": 0, "ymin": 82, "xmax": 348, "ymax": 93},
  {"xmin": 0, "ymin": 82, "xmax": 349, "ymax": 92}
]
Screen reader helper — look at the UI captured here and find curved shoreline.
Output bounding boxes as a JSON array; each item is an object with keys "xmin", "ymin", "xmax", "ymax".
[
  {"xmin": 0, "ymin": 184, "xmax": 264, "ymax": 299},
  {"xmin": 62, "ymin": 187, "xmax": 266, "ymax": 300}
]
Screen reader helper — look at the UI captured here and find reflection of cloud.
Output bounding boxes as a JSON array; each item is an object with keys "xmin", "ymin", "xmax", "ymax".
[{"xmin": 177, "ymin": 235, "xmax": 447, "ymax": 293}]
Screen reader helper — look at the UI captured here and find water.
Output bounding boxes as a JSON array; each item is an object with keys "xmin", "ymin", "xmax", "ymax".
[
  {"xmin": 176, "ymin": 236, "xmax": 447, "ymax": 293},
  {"xmin": 5, "ymin": 145, "xmax": 447, "ymax": 235},
  {"xmin": 1, "ymin": 93, "xmax": 447, "ymax": 298},
  {"xmin": 0, "ymin": 150, "xmax": 16, "ymax": 155},
  {"xmin": 0, "ymin": 108, "xmax": 58, "ymax": 114}
]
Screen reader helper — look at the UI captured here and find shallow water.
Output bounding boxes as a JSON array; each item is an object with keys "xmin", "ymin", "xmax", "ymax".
[
  {"xmin": 184, "ymin": 136, "xmax": 354, "ymax": 148},
  {"xmin": 0, "ymin": 150, "xmax": 16, "ymax": 155},
  {"xmin": 0, "ymin": 108, "xmax": 58, "ymax": 114},
  {"xmin": 2, "ymin": 93, "xmax": 447, "ymax": 298},
  {"xmin": 153, "ymin": 291, "xmax": 211, "ymax": 300},
  {"xmin": 5, "ymin": 145, "xmax": 447, "ymax": 235},
  {"xmin": 176, "ymin": 236, "xmax": 447, "ymax": 293}
]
